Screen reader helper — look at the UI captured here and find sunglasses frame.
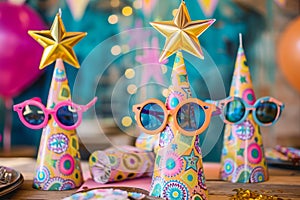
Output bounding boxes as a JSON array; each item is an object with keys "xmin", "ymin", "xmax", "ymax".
[
  {"xmin": 133, "ymin": 98, "xmax": 215, "ymax": 136},
  {"xmin": 207, "ymin": 96, "xmax": 284, "ymax": 126},
  {"xmin": 13, "ymin": 97, "xmax": 98, "ymax": 130}
]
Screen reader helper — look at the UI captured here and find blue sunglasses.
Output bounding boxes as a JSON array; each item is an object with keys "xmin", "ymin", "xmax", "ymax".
[{"xmin": 206, "ymin": 96, "xmax": 284, "ymax": 126}]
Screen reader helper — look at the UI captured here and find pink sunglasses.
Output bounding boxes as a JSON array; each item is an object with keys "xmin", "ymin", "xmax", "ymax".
[{"xmin": 13, "ymin": 97, "xmax": 97, "ymax": 130}]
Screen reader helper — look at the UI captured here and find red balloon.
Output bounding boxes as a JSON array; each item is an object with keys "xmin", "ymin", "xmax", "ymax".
[
  {"xmin": 0, "ymin": 2, "xmax": 45, "ymax": 98},
  {"xmin": 277, "ymin": 17, "xmax": 300, "ymax": 93}
]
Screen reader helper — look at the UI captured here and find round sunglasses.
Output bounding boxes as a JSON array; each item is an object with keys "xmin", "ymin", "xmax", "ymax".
[
  {"xmin": 132, "ymin": 98, "xmax": 215, "ymax": 136},
  {"xmin": 206, "ymin": 96, "xmax": 284, "ymax": 126},
  {"xmin": 13, "ymin": 97, "xmax": 97, "ymax": 130}
]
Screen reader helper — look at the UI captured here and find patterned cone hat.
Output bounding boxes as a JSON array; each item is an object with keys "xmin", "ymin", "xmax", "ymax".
[
  {"xmin": 220, "ymin": 34, "xmax": 269, "ymax": 183},
  {"xmin": 150, "ymin": 51, "xmax": 208, "ymax": 199},
  {"xmin": 33, "ymin": 59, "xmax": 83, "ymax": 190}
]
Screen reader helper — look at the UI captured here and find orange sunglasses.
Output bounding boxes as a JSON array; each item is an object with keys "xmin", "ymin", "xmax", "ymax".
[{"xmin": 132, "ymin": 98, "xmax": 215, "ymax": 136}]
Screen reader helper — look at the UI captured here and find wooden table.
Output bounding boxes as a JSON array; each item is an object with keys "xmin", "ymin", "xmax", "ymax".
[{"xmin": 0, "ymin": 158, "xmax": 299, "ymax": 200}]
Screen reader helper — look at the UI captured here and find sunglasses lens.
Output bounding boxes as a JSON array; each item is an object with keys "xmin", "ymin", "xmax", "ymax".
[
  {"xmin": 176, "ymin": 103, "xmax": 205, "ymax": 132},
  {"xmin": 56, "ymin": 106, "xmax": 79, "ymax": 126},
  {"xmin": 224, "ymin": 100, "xmax": 245, "ymax": 123},
  {"xmin": 22, "ymin": 105, "xmax": 45, "ymax": 125},
  {"xmin": 255, "ymin": 101, "xmax": 278, "ymax": 124},
  {"xmin": 140, "ymin": 103, "xmax": 164, "ymax": 131}
]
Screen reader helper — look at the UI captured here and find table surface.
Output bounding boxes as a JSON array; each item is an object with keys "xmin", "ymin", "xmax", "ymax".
[{"xmin": 0, "ymin": 158, "xmax": 299, "ymax": 200}]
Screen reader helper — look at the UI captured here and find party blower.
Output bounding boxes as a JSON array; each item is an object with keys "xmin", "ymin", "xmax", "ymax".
[
  {"xmin": 13, "ymin": 11, "xmax": 97, "ymax": 190},
  {"xmin": 133, "ymin": 1, "xmax": 215, "ymax": 199},
  {"xmin": 207, "ymin": 34, "xmax": 284, "ymax": 183}
]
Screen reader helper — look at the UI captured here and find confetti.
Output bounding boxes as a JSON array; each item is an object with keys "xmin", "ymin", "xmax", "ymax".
[{"xmin": 230, "ymin": 188, "xmax": 289, "ymax": 200}]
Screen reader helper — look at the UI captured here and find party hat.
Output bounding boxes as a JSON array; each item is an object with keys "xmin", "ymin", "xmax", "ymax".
[
  {"xmin": 150, "ymin": 51, "xmax": 208, "ymax": 199},
  {"xmin": 28, "ymin": 12, "xmax": 86, "ymax": 190},
  {"xmin": 220, "ymin": 34, "xmax": 269, "ymax": 183},
  {"xmin": 32, "ymin": 59, "xmax": 83, "ymax": 190},
  {"xmin": 148, "ymin": 2, "xmax": 214, "ymax": 199}
]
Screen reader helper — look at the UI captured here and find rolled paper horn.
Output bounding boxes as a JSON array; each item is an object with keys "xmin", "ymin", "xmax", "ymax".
[{"xmin": 89, "ymin": 146, "xmax": 155, "ymax": 183}]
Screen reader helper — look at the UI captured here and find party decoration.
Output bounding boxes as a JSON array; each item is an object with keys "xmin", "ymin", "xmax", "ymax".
[
  {"xmin": 13, "ymin": 97, "xmax": 97, "ymax": 130},
  {"xmin": 274, "ymin": 0, "xmax": 286, "ymax": 8},
  {"xmin": 0, "ymin": 3, "xmax": 45, "ymax": 98},
  {"xmin": 128, "ymin": 19, "xmax": 151, "ymax": 48},
  {"xmin": 24, "ymin": 12, "xmax": 88, "ymax": 190},
  {"xmin": 208, "ymin": 96, "xmax": 284, "ymax": 127},
  {"xmin": 141, "ymin": 0, "xmax": 158, "ymax": 18},
  {"xmin": 220, "ymin": 34, "xmax": 269, "ymax": 183},
  {"xmin": 230, "ymin": 188, "xmax": 286, "ymax": 200},
  {"xmin": 135, "ymin": 132, "xmax": 159, "ymax": 152},
  {"xmin": 89, "ymin": 146, "xmax": 155, "ymax": 184},
  {"xmin": 28, "ymin": 12, "xmax": 86, "ymax": 69},
  {"xmin": 63, "ymin": 188, "xmax": 148, "ymax": 200},
  {"xmin": 197, "ymin": 0, "xmax": 219, "ymax": 17},
  {"xmin": 150, "ymin": 1, "xmax": 215, "ymax": 62},
  {"xmin": 66, "ymin": 0, "xmax": 89, "ymax": 21},
  {"xmin": 8, "ymin": 0, "xmax": 25, "ymax": 5},
  {"xmin": 28, "ymin": 59, "xmax": 87, "ymax": 190},
  {"xmin": 277, "ymin": 16, "xmax": 300, "ymax": 93},
  {"xmin": 134, "ymin": 37, "xmax": 166, "ymax": 152},
  {"xmin": 136, "ymin": 37, "xmax": 166, "ymax": 87},
  {"xmin": 143, "ymin": 51, "xmax": 214, "ymax": 200},
  {"xmin": 133, "ymin": 2, "xmax": 215, "ymax": 199}
]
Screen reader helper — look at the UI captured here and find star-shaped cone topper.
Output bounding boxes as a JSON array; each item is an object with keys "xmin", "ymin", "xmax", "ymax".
[
  {"xmin": 150, "ymin": 1, "xmax": 215, "ymax": 62},
  {"xmin": 28, "ymin": 11, "xmax": 87, "ymax": 69}
]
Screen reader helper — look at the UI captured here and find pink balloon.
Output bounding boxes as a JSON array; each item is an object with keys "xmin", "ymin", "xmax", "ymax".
[{"xmin": 0, "ymin": 2, "xmax": 45, "ymax": 98}]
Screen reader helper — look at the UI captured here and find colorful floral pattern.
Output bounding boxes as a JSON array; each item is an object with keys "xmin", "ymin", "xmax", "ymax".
[
  {"xmin": 250, "ymin": 166, "xmax": 267, "ymax": 183},
  {"xmin": 159, "ymin": 126, "xmax": 174, "ymax": 147},
  {"xmin": 233, "ymin": 120, "xmax": 254, "ymax": 141},
  {"xmin": 162, "ymin": 151, "xmax": 183, "ymax": 177},
  {"xmin": 48, "ymin": 133, "xmax": 69, "ymax": 154},
  {"xmin": 58, "ymin": 154, "xmax": 75, "ymax": 176},
  {"xmin": 162, "ymin": 180, "xmax": 189, "ymax": 200}
]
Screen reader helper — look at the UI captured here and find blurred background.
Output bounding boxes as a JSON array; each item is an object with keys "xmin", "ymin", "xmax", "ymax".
[{"xmin": 0, "ymin": 0, "xmax": 299, "ymax": 161}]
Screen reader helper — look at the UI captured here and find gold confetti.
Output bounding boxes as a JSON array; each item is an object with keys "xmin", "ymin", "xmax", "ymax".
[{"xmin": 230, "ymin": 188, "xmax": 288, "ymax": 200}]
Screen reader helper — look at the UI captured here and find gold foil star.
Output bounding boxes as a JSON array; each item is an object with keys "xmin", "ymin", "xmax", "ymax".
[
  {"xmin": 150, "ymin": 1, "xmax": 215, "ymax": 62},
  {"xmin": 28, "ymin": 12, "xmax": 87, "ymax": 69}
]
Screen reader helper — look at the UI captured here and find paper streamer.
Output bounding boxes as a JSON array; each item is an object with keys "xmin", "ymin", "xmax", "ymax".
[
  {"xmin": 220, "ymin": 35, "xmax": 269, "ymax": 183},
  {"xmin": 33, "ymin": 59, "xmax": 83, "ymax": 190},
  {"xmin": 89, "ymin": 146, "xmax": 155, "ymax": 184}
]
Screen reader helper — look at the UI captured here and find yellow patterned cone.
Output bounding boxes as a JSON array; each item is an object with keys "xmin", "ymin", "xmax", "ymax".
[
  {"xmin": 33, "ymin": 59, "xmax": 83, "ymax": 190},
  {"xmin": 220, "ymin": 35, "xmax": 269, "ymax": 183},
  {"xmin": 150, "ymin": 52, "xmax": 208, "ymax": 200}
]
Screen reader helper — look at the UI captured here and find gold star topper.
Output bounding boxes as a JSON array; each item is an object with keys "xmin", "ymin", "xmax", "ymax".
[
  {"xmin": 28, "ymin": 11, "xmax": 87, "ymax": 70},
  {"xmin": 150, "ymin": 1, "xmax": 215, "ymax": 62}
]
